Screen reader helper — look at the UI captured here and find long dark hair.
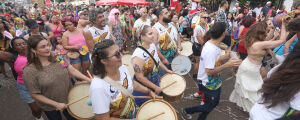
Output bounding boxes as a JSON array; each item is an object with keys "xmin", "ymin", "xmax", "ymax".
[
  {"xmin": 260, "ymin": 41, "xmax": 300, "ymax": 108},
  {"xmin": 26, "ymin": 35, "xmax": 55, "ymax": 70},
  {"xmin": 92, "ymin": 39, "xmax": 115, "ymax": 79}
]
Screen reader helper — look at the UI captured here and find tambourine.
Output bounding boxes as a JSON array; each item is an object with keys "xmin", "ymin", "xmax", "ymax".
[{"xmin": 79, "ymin": 46, "xmax": 89, "ymax": 55}]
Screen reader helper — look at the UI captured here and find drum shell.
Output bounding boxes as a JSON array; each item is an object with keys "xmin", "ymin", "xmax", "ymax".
[
  {"xmin": 159, "ymin": 73, "xmax": 186, "ymax": 102},
  {"xmin": 67, "ymin": 83, "xmax": 94, "ymax": 119},
  {"xmin": 162, "ymin": 92, "xmax": 184, "ymax": 102},
  {"xmin": 137, "ymin": 99, "xmax": 178, "ymax": 120}
]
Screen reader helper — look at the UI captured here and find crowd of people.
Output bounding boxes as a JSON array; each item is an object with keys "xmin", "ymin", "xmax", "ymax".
[{"xmin": 0, "ymin": 0, "xmax": 300, "ymax": 120}]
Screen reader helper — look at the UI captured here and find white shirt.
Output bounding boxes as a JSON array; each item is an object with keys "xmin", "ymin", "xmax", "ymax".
[
  {"xmin": 90, "ymin": 65, "xmax": 135, "ymax": 117},
  {"xmin": 133, "ymin": 18, "xmax": 151, "ymax": 33},
  {"xmin": 253, "ymin": 7, "xmax": 262, "ymax": 17},
  {"xmin": 88, "ymin": 25, "xmax": 110, "ymax": 43},
  {"xmin": 131, "ymin": 43, "xmax": 160, "ymax": 77},
  {"xmin": 250, "ymin": 92, "xmax": 300, "ymax": 120},
  {"xmin": 190, "ymin": 0, "xmax": 201, "ymax": 10},
  {"xmin": 191, "ymin": 15, "xmax": 199, "ymax": 25},
  {"xmin": 197, "ymin": 42, "xmax": 221, "ymax": 85},
  {"xmin": 193, "ymin": 25, "xmax": 207, "ymax": 44}
]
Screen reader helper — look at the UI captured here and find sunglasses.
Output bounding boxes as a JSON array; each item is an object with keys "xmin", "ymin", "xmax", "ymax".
[
  {"xmin": 202, "ymin": 17, "xmax": 209, "ymax": 19},
  {"xmin": 107, "ymin": 51, "xmax": 122, "ymax": 59},
  {"xmin": 115, "ymin": 13, "xmax": 120, "ymax": 16}
]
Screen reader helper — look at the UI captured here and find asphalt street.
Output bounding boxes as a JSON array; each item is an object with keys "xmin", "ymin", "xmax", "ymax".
[{"xmin": 0, "ymin": 60, "xmax": 249, "ymax": 120}]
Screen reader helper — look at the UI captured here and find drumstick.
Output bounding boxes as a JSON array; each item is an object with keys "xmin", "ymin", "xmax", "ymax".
[
  {"xmin": 67, "ymin": 95, "xmax": 89, "ymax": 106},
  {"xmin": 146, "ymin": 112, "xmax": 165, "ymax": 120},
  {"xmin": 162, "ymin": 81, "xmax": 177, "ymax": 90},
  {"xmin": 87, "ymin": 70, "xmax": 93, "ymax": 79},
  {"xmin": 170, "ymin": 63, "xmax": 180, "ymax": 65},
  {"xmin": 133, "ymin": 96, "xmax": 163, "ymax": 99}
]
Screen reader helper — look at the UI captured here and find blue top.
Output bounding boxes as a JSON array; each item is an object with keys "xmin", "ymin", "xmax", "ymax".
[{"xmin": 274, "ymin": 37, "xmax": 298, "ymax": 55}]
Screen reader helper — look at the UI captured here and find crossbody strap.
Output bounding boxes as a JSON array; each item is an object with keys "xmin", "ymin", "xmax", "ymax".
[
  {"xmin": 102, "ymin": 76, "xmax": 134, "ymax": 99},
  {"xmin": 137, "ymin": 46, "xmax": 158, "ymax": 68}
]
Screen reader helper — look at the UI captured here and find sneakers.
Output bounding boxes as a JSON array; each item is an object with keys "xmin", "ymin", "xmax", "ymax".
[
  {"xmin": 181, "ymin": 108, "xmax": 192, "ymax": 120},
  {"xmin": 193, "ymin": 92, "xmax": 202, "ymax": 98}
]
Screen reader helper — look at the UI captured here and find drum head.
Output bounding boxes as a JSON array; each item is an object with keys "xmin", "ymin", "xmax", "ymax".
[
  {"xmin": 160, "ymin": 74, "xmax": 186, "ymax": 96},
  {"xmin": 67, "ymin": 83, "xmax": 94, "ymax": 119},
  {"xmin": 171, "ymin": 55, "xmax": 192, "ymax": 75},
  {"xmin": 67, "ymin": 52, "xmax": 80, "ymax": 59},
  {"xmin": 137, "ymin": 99, "xmax": 177, "ymax": 120},
  {"xmin": 178, "ymin": 41, "xmax": 193, "ymax": 56},
  {"xmin": 122, "ymin": 54, "xmax": 134, "ymax": 77}
]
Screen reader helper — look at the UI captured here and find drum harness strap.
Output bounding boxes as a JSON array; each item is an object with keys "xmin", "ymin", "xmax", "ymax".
[
  {"xmin": 103, "ymin": 76, "xmax": 134, "ymax": 99},
  {"xmin": 135, "ymin": 46, "xmax": 160, "ymax": 89},
  {"xmin": 137, "ymin": 46, "xmax": 159, "ymax": 68}
]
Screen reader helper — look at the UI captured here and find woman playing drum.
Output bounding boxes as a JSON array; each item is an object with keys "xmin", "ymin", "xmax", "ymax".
[
  {"xmin": 131, "ymin": 25, "xmax": 173, "ymax": 106},
  {"xmin": 89, "ymin": 39, "xmax": 157, "ymax": 120},
  {"xmin": 23, "ymin": 35, "xmax": 90, "ymax": 120}
]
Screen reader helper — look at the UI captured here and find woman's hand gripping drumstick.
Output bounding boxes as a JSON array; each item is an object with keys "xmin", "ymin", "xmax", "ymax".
[
  {"xmin": 66, "ymin": 95, "xmax": 90, "ymax": 106},
  {"xmin": 146, "ymin": 112, "xmax": 165, "ymax": 120}
]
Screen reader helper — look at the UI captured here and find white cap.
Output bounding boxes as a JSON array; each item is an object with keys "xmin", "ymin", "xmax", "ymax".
[{"xmin": 266, "ymin": 1, "xmax": 271, "ymax": 4}]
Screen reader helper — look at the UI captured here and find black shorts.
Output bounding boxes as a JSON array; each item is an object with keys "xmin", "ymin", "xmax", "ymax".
[{"xmin": 192, "ymin": 42, "xmax": 202, "ymax": 56}]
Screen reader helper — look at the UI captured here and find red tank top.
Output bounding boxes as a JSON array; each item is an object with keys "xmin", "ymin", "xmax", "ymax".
[{"xmin": 238, "ymin": 27, "xmax": 249, "ymax": 54}]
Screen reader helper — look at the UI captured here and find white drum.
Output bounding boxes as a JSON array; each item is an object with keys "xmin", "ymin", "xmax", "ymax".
[
  {"xmin": 122, "ymin": 54, "xmax": 134, "ymax": 77},
  {"xmin": 67, "ymin": 83, "xmax": 94, "ymax": 119},
  {"xmin": 178, "ymin": 41, "xmax": 193, "ymax": 56},
  {"xmin": 137, "ymin": 99, "xmax": 178, "ymax": 120},
  {"xmin": 171, "ymin": 55, "xmax": 192, "ymax": 75},
  {"xmin": 160, "ymin": 73, "xmax": 186, "ymax": 102}
]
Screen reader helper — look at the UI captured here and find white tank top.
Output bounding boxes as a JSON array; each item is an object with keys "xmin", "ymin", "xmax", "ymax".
[{"xmin": 88, "ymin": 25, "xmax": 110, "ymax": 43}]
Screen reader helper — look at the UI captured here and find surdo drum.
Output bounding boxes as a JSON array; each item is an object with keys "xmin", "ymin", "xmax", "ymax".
[
  {"xmin": 67, "ymin": 83, "xmax": 94, "ymax": 119},
  {"xmin": 137, "ymin": 99, "xmax": 178, "ymax": 120},
  {"xmin": 159, "ymin": 73, "xmax": 186, "ymax": 102}
]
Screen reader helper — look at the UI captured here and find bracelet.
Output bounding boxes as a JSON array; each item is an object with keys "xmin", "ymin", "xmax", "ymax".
[{"xmin": 147, "ymin": 89, "xmax": 152, "ymax": 96}]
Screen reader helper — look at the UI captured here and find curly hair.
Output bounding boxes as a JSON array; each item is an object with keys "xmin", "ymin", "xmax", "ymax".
[
  {"xmin": 260, "ymin": 41, "xmax": 300, "ymax": 108},
  {"xmin": 88, "ymin": 8, "xmax": 104, "ymax": 23},
  {"xmin": 243, "ymin": 21, "xmax": 268, "ymax": 49},
  {"xmin": 61, "ymin": 16, "xmax": 78, "ymax": 28}
]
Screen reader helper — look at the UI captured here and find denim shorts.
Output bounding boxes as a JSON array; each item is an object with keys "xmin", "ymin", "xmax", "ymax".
[
  {"xmin": 70, "ymin": 52, "xmax": 90, "ymax": 64},
  {"xmin": 17, "ymin": 83, "xmax": 35, "ymax": 103}
]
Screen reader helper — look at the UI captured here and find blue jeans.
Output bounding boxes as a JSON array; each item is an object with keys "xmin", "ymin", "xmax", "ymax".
[
  {"xmin": 158, "ymin": 57, "xmax": 173, "ymax": 77},
  {"xmin": 70, "ymin": 52, "xmax": 90, "ymax": 64},
  {"xmin": 17, "ymin": 83, "xmax": 35, "ymax": 103},
  {"xmin": 185, "ymin": 82, "xmax": 221, "ymax": 120},
  {"xmin": 44, "ymin": 109, "xmax": 76, "ymax": 120}
]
